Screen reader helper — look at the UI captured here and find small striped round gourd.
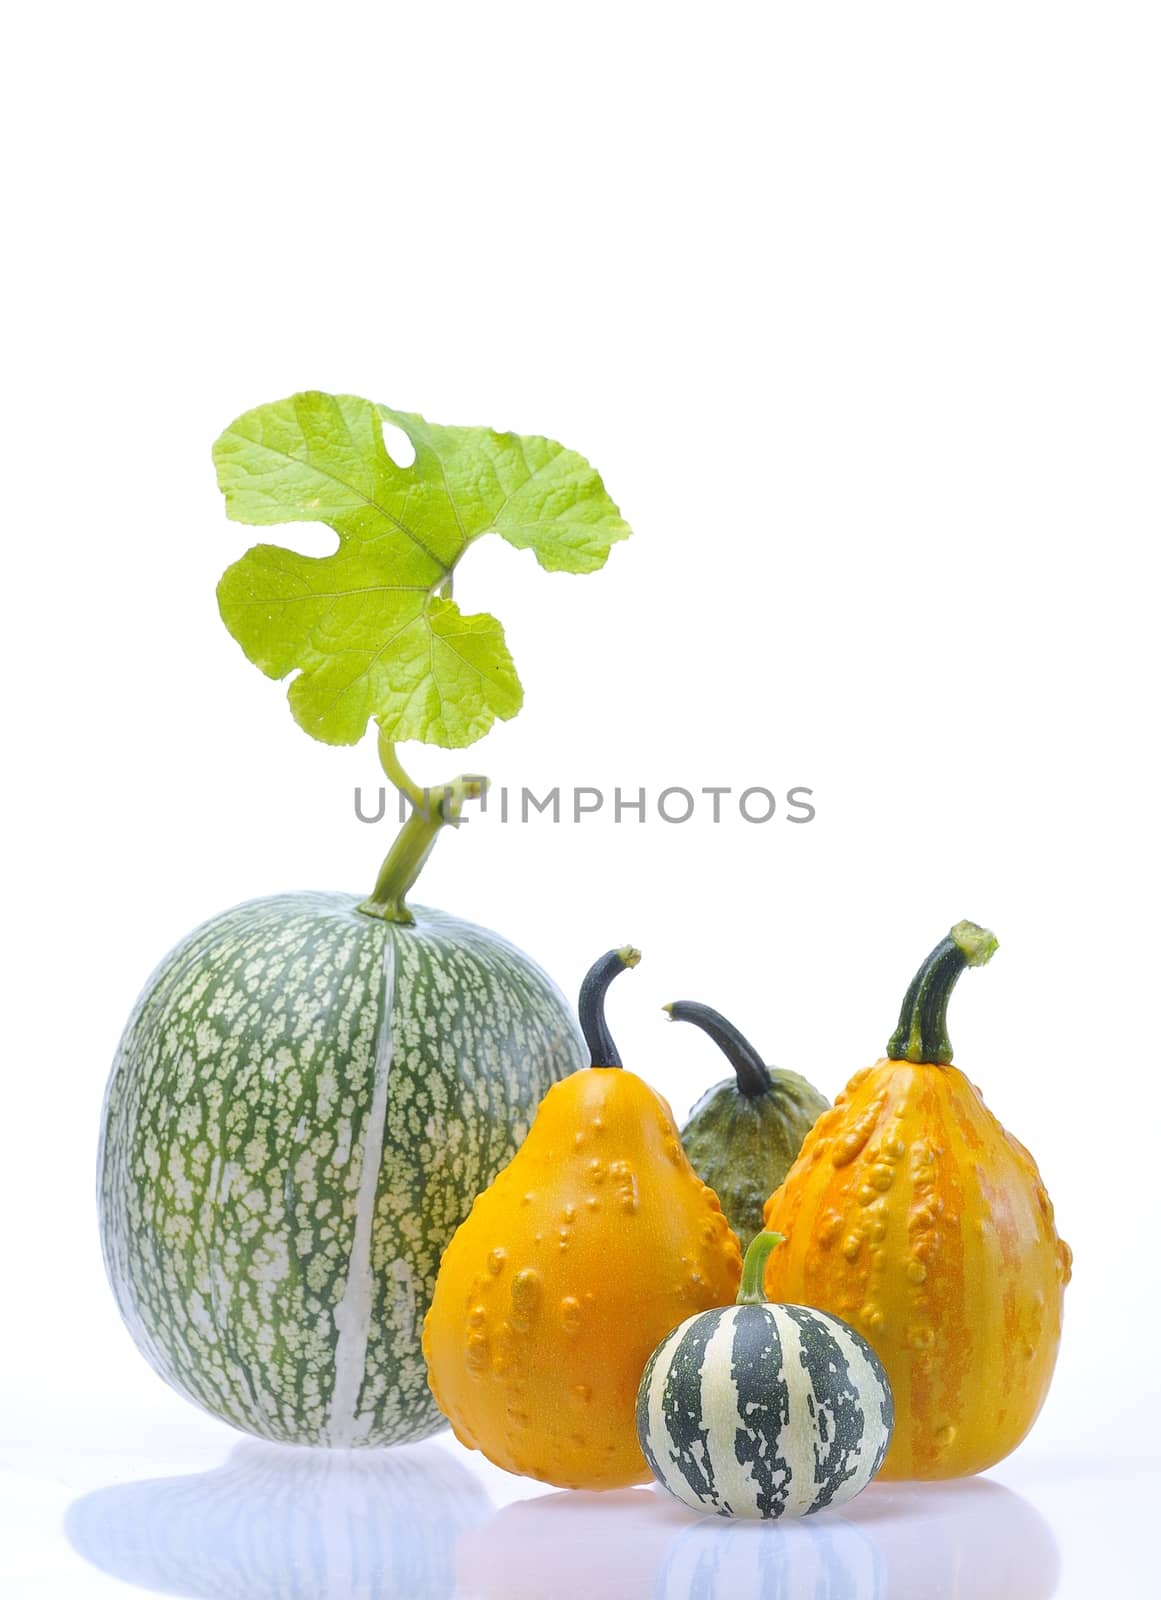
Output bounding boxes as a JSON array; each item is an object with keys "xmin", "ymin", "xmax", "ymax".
[{"xmin": 637, "ymin": 1232, "xmax": 893, "ymax": 1520}]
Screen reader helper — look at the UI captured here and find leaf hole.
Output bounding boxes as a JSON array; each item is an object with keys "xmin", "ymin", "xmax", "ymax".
[
  {"xmin": 380, "ymin": 417, "xmax": 416, "ymax": 469},
  {"xmin": 260, "ymin": 525, "xmax": 339, "ymax": 559}
]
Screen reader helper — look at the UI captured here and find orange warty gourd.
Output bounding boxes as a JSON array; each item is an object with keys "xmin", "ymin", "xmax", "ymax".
[
  {"xmin": 423, "ymin": 948, "xmax": 742, "ymax": 1490},
  {"xmin": 763, "ymin": 921, "xmax": 1072, "ymax": 1481}
]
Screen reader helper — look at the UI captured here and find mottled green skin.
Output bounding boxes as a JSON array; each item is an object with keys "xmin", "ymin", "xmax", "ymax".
[
  {"xmin": 99, "ymin": 892, "xmax": 583, "ymax": 1447},
  {"xmin": 681, "ymin": 1072, "xmax": 830, "ymax": 1251}
]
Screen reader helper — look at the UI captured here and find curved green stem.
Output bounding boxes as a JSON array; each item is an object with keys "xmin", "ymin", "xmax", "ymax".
[
  {"xmin": 737, "ymin": 1230, "xmax": 784, "ymax": 1304},
  {"xmin": 358, "ymin": 738, "xmax": 487, "ymax": 926},
  {"xmin": 377, "ymin": 730, "xmax": 426, "ymax": 810},
  {"xmin": 886, "ymin": 919, "xmax": 998, "ymax": 1065},
  {"xmin": 578, "ymin": 947, "xmax": 640, "ymax": 1067},
  {"xmin": 663, "ymin": 1001, "xmax": 772, "ymax": 1097}
]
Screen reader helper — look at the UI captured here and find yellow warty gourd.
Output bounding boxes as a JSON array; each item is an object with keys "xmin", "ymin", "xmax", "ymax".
[
  {"xmin": 423, "ymin": 949, "xmax": 742, "ymax": 1489},
  {"xmin": 763, "ymin": 922, "xmax": 1072, "ymax": 1479}
]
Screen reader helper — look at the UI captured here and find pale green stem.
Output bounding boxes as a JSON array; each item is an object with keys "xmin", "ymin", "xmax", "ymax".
[
  {"xmin": 358, "ymin": 738, "xmax": 487, "ymax": 925},
  {"xmin": 737, "ymin": 1230, "xmax": 784, "ymax": 1305}
]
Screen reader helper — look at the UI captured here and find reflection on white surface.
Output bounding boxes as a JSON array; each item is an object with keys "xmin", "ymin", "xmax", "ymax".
[
  {"xmin": 840, "ymin": 1477, "xmax": 1062, "ymax": 1600},
  {"xmin": 64, "ymin": 1443, "xmax": 1060, "ymax": 1600},
  {"xmin": 455, "ymin": 1488, "xmax": 686, "ymax": 1598},
  {"xmin": 657, "ymin": 1511, "xmax": 879, "ymax": 1599},
  {"xmin": 454, "ymin": 1488, "xmax": 880, "ymax": 1599},
  {"xmin": 65, "ymin": 1439, "xmax": 490, "ymax": 1599},
  {"xmin": 457, "ymin": 1476, "xmax": 1060, "ymax": 1600}
]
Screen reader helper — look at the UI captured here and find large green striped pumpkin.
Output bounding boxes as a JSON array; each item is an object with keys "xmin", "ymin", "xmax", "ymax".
[{"xmin": 99, "ymin": 891, "xmax": 583, "ymax": 1447}]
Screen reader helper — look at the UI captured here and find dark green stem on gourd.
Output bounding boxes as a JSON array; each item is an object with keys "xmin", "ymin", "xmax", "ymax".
[
  {"xmin": 737, "ymin": 1230, "xmax": 784, "ymax": 1304},
  {"xmin": 579, "ymin": 947, "xmax": 641, "ymax": 1068},
  {"xmin": 663, "ymin": 1001, "xmax": 773, "ymax": 1097},
  {"xmin": 358, "ymin": 734, "xmax": 487, "ymax": 926},
  {"xmin": 886, "ymin": 919, "xmax": 998, "ymax": 1065}
]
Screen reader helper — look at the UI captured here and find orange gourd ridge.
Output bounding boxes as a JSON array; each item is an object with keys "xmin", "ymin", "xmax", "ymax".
[
  {"xmin": 762, "ymin": 920, "xmax": 1072, "ymax": 1480},
  {"xmin": 422, "ymin": 947, "xmax": 743, "ymax": 1490}
]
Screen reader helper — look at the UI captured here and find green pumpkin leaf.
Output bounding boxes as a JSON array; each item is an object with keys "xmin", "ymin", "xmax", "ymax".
[{"xmin": 213, "ymin": 391, "xmax": 630, "ymax": 747}]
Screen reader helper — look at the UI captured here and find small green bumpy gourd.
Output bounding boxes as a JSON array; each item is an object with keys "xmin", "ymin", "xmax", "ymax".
[
  {"xmin": 636, "ymin": 1232, "xmax": 894, "ymax": 1520},
  {"xmin": 667, "ymin": 1002, "xmax": 829, "ymax": 1250}
]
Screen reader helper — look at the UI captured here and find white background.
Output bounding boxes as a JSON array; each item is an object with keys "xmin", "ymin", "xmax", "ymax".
[{"xmin": 3, "ymin": 2, "xmax": 1158, "ymax": 1595}]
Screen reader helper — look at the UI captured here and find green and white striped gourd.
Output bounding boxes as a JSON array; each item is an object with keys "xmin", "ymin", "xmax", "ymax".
[
  {"xmin": 637, "ymin": 1232, "xmax": 893, "ymax": 1519},
  {"xmin": 99, "ymin": 892, "xmax": 583, "ymax": 1447}
]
